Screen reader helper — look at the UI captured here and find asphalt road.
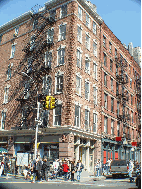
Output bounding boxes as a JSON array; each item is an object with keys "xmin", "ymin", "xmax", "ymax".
[{"xmin": 0, "ymin": 175, "xmax": 138, "ymax": 189}]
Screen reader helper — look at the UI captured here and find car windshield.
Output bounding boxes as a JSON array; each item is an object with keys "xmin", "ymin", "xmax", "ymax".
[{"xmin": 111, "ymin": 160, "xmax": 127, "ymax": 166}]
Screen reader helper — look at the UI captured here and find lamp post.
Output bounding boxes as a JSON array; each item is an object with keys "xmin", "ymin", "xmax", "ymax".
[{"xmin": 21, "ymin": 72, "xmax": 40, "ymax": 159}]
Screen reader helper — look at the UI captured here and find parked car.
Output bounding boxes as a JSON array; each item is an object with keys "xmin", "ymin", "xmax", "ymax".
[
  {"xmin": 136, "ymin": 171, "xmax": 141, "ymax": 189},
  {"xmin": 110, "ymin": 159, "xmax": 129, "ymax": 178}
]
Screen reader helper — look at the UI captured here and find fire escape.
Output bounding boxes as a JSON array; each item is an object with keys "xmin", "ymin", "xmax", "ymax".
[
  {"xmin": 8, "ymin": 6, "xmax": 56, "ymax": 131},
  {"xmin": 115, "ymin": 55, "xmax": 130, "ymax": 144}
]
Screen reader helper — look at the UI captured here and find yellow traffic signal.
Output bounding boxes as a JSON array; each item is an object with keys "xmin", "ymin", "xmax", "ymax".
[
  {"xmin": 50, "ymin": 97, "xmax": 56, "ymax": 110},
  {"xmin": 45, "ymin": 96, "xmax": 50, "ymax": 109},
  {"xmin": 37, "ymin": 142, "xmax": 40, "ymax": 149}
]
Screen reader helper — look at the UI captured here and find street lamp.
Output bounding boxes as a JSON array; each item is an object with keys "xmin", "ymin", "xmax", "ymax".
[{"xmin": 21, "ymin": 72, "xmax": 40, "ymax": 159}]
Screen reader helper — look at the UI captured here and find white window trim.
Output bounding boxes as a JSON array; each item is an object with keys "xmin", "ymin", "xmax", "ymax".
[
  {"xmin": 85, "ymin": 108, "xmax": 90, "ymax": 131},
  {"xmin": 78, "ymin": 5, "xmax": 83, "ymax": 21},
  {"xmin": 77, "ymin": 48, "xmax": 82, "ymax": 68},
  {"xmin": 58, "ymin": 23, "xmax": 67, "ymax": 41},
  {"xmin": 47, "ymin": 27, "xmax": 54, "ymax": 43},
  {"xmin": 93, "ymin": 61, "xmax": 98, "ymax": 80},
  {"xmin": 10, "ymin": 43, "xmax": 16, "ymax": 58},
  {"xmin": 74, "ymin": 103, "xmax": 81, "ymax": 128},
  {"xmin": 93, "ymin": 41, "xmax": 97, "ymax": 57},
  {"xmin": 85, "ymin": 56, "xmax": 90, "ymax": 74},
  {"xmin": 53, "ymin": 104, "xmax": 62, "ymax": 126},
  {"xmin": 85, "ymin": 80, "xmax": 90, "ymax": 100},
  {"xmin": 57, "ymin": 46, "xmax": 66, "ymax": 66},
  {"xmin": 93, "ymin": 112, "xmax": 98, "ymax": 133},
  {"xmin": 111, "ymin": 119, "xmax": 114, "ymax": 135},
  {"xmin": 3, "ymin": 85, "xmax": 10, "ymax": 104},
  {"xmin": 77, "ymin": 25, "xmax": 82, "ymax": 43},
  {"xmin": 86, "ymin": 33, "xmax": 90, "ymax": 51},
  {"xmin": 93, "ymin": 21, "xmax": 97, "ymax": 35},
  {"xmin": 86, "ymin": 12, "xmax": 90, "ymax": 28},
  {"xmin": 104, "ymin": 116, "xmax": 108, "ymax": 133},
  {"xmin": 1, "ymin": 110, "xmax": 6, "ymax": 130},
  {"xmin": 76, "ymin": 73, "xmax": 82, "ymax": 96},
  {"xmin": 55, "ymin": 71, "xmax": 64, "ymax": 94},
  {"xmin": 45, "ymin": 50, "xmax": 53, "ymax": 68}
]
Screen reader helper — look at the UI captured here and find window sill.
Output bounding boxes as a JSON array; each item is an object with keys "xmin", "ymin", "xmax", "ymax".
[
  {"xmin": 55, "ymin": 64, "xmax": 65, "ymax": 68},
  {"xmin": 75, "ymin": 93, "xmax": 82, "ymax": 97}
]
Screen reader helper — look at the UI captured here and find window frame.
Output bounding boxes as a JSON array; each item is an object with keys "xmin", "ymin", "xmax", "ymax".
[
  {"xmin": 93, "ymin": 21, "xmax": 97, "ymax": 34},
  {"xmin": 77, "ymin": 25, "xmax": 82, "ymax": 43},
  {"xmin": 77, "ymin": 48, "xmax": 82, "ymax": 68},
  {"xmin": 93, "ymin": 113, "xmax": 97, "ymax": 133},
  {"xmin": 93, "ymin": 62, "xmax": 97, "ymax": 80},
  {"xmin": 93, "ymin": 41, "xmax": 97, "ymax": 57},
  {"xmin": 53, "ymin": 105, "xmax": 62, "ymax": 126},
  {"xmin": 86, "ymin": 12, "xmax": 90, "ymax": 28},
  {"xmin": 57, "ymin": 47, "xmax": 65, "ymax": 66},
  {"xmin": 55, "ymin": 74, "xmax": 63, "ymax": 94},
  {"xmin": 74, "ymin": 104, "xmax": 81, "ymax": 128},
  {"xmin": 104, "ymin": 93, "xmax": 108, "ymax": 109},
  {"xmin": 85, "ymin": 109, "xmax": 90, "ymax": 130},
  {"xmin": 104, "ymin": 116, "xmax": 108, "ymax": 133},
  {"xmin": 78, "ymin": 5, "xmax": 82, "ymax": 20},
  {"xmin": 1, "ymin": 111, "xmax": 6, "ymax": 130},
  {"xmin": 86, "ymin": 33, "xmax": 90, "ymax": 50},
  {"xmin": 85, "ymin": 80, "xmax": 90, "ymax": 100},
  {"xmin": 93, "ymin": 86, "xmax": 97, "ymax": 105},
  {"xmin": 10, "ymin": 43, "xmax": 16, "ymax": 58},
  {"xmin": 76, "ymin": 75, "xmax": 81, "ymax": 96},
  {"xmin": 59, "ymin": 24, "xmax": 66, "ymax": 41},
  {"xmin": 61, "ymin": 4, "xmax": 67, "ymax": 18}
]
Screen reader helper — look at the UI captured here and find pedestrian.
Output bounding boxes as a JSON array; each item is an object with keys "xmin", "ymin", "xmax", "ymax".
[
  {"xmin": 129, "ymin": 159, "xmax": 134, "ymax": 183},
  {"xmin": 4, "ymin": 155, "xmax": 10, "ymax": 179},
  {"xmin": 98, "ymin": 159, "xmax": 102, "ymax": 176},
  {"xmin": 37, "ymin": 158, "xmax": 43, "ymax": 181},
  {"xmin": 71, "ymin": 161, "xmax": 75, "ymax": 181},
  {"xmin": 53, "ymin": 159, "xmax": 59, "ymax": 179},
  {"xmin": 32, "ymin": 158, "xmax": 38, "ymax": 182},
  {"xmin": 67, "ymin": 159, "xmax": 71, "ymax": 180},
  {"xmin": 76, "ymin": 160, "xmax": 84, "ymax": 182},
  {"xmin": 42, "ymin": 158, "xmax": 49, "ymax": 181},
  {"xmin": 56, "ymin": 160, "xmax": 63, "ymax": 177},
  {"xmin": 1, "ymin": 158, "xmax": 4, "ymax": 176},
  {"xmin": 62, "ymin": 161, "xmax": 69, "ymax": 181},
  {"xmin": 106, "ymin": 159, "xmax": 111, "ymax": 174},
  {"xmin": 23, "ymin": 165, "xmax": 28, "ymax": 180},
  {"xmin": 95, "ymin": 160, "xmax": 99, "ymax": 177}
]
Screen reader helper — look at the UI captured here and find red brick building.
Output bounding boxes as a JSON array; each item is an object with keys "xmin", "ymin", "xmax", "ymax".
[{"xmin": 0, "ymin": 0, "xmax": 141, "ymax": 171}]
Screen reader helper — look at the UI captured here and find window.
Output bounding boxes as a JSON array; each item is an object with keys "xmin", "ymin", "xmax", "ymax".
[
  {"xmin": 45, "ymin": 51, "xmax": 52, "ymax": 68},
  {"xmin": 30, "ymin": 35, "xmax": 35, "ymax": 51},
  {"xmin": 110, "ymin": 59, "xmax": 113, "ymax": 72},
  {"xmin": 4, "ymin": 86, "xmax": 9, "ymax": 104},
  {"xmin": 131, "ymin": 111, "xmax": 133, "ymax": 123},
  {"xmin": 0, "ymin": 35, "xmax": 2, "ymax": 44},
  {"xmin": 55, "ymin": 75, "xmax": 63, "ymax": 93},
  {"xmin": 93, "ymin": 21, "xmax": 97, "ymax": 34},
  {"xmin": 111, "ymin": 78, "xmax": 113, "ymax": 91},
  {"xmin": 117, "ymin": 122, "xmax": 120, "ymax": 136},
  {"xmin": 57, "ymin": 47, "xmax": 65, "ymax": 65},
  {"xmin": 85, "ymin": 81, "xmax": 89, "ymax": 100},
  {"xmin": 116, "ymin": 64, "xmax": 118, "ymax": 76},
  {"xmin": 76, "ymin": 75, "xmax": 81, "ymax": 95},
  {"xmin": 93, "ymin": 113, "xmax": 97, "ymax": 133},
  {"xmin": 85, "ymin": 109, "xmax": 90, "ymax": 130},
  {"xmin": 103, "ymin": 35, "xmax": 106, "ymax": 47},
  {"xmin": 24, "ymin": 82, "xmax": 30, "ymax": 99},
  {"xmin": 85, "ymin": 60, "xmax": 90, "ymax": 74},
  {"xmin": 54, "ymin": 105, "xmax": 62, "ymax": 126},
  {"xmin": 33, "ymin": 18, "xmax": 38, "ymax": 29},
  {"xmin": 109, "ymin": 42, "xmax": 112, "ymax": 53},
  {"xmin": 104, "ymin": 116, "xmax": 108, "ymax": 133},
  {"xmin": 61, "ymin": 4, "xmax": 67, "ymax": 18},
  {"xmin": 10, "ymin": 43, "xmax": 16, "ymax": 58},
  {"xmin": 111, "ymin": 97, "xmax": 114, "ymax": 112},
  {"xmin": 104, "ymin": 72, "xmax": 107, "ymax": 86},
  {"xmin": 50, "ymin": 9, "xmax": 56, "ymax": 20},
  {"xmin": 104, "ymin": 53, "xmax": 107, "ymax": 66},
  {"xmin": 42, "ymin": 75, "xmax": 52, "ymax": 95},
  {"xmin": 129, "ymin": 64, "xmax": 131, "ymax": 74},
  {"xmin": 6, "ymin": 64, "xmax": 12, "ymax": 80},
  {"xmin": 77, "ymin": 49, "xmax": 82, "ymax": 68},
  {"xmin": 115, "ymin": 48, "xmax": 117, "ymax": 58},
  {"xmin": 78, "ymin": 6, "xmax": 82, "ymax": 20},
  {"xmin": 117, "ymin": 101, "xmax": 120, "ymax": 116},
  {"xmin": 86, "ymin": 33, "xmax": 90, "ymax": 50},
  {"xmin": 104, "ymin": 93, "xmax": 108, "ymax": 109},
  {"xmin": 74, "ymin": 105, "xmax": 81, "ymax": 127},
  {"xmin": 130, "ymin": 78, "xmax": 132, "ymax": 88},
  {"xmin": 116, "ymin": 82, "xmax": 119, "ymax": 95},
  {"xmin": 27, "ymin": 57, "xmax": 33, "ymax": 74},
  {"xmin": 93, "ymin": 62, "xmax": 97, "ymax": 80},
  {"xmin": 111, "ymin": 119, "xmax": 114, "ymax": 135},
  {"xmin": 15, "ymin": 26, "xmax": 19, "ymax": 35},
  {"xmin": 93, "ymin": 42, "xmax": 97, "ymax": 57},
  {"xmin": 47, "ymin": 28, "xmax": 54, "ymax": 43},
  {"xmin": 77, "ymin": 25, "xmax": 82, "ymax": 43},
  {"xmin": 131, "ymin": 95, "xmax": 133, "ymax": 105},
  {"xmin": 59, "ymin": 24, "xmax": 66, "ymax": 41},
  {"xmin": 86, "ymin": 13, "xmax": 90, "ymax": 27},
  {"xmin": 93, "ymin": 86, "xmax": 97, "ymax": 105},
  {"xmin": 1, "ymin": 111, "xmax": 6, "ymax": 130}
]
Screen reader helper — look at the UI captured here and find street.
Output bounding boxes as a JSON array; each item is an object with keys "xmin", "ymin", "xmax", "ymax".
[{"xmin": 0, "ymin": 175, "xmax": 138, "ymax": 189}]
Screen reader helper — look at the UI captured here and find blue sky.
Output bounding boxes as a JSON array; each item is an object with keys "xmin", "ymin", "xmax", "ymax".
[{"xmin": 0, "ymin": 0, "xmax": 141, "ymax": 47}]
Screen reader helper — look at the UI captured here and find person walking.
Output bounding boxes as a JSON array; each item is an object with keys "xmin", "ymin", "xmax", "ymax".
[
  {"xmin": 129, "ymin": 159, "xmax": 134, "ymax": 183},
  {"xmin": 37, "ymin": 158, "xmax": 43, "ymax": 181},
  {"xmin": 76, "ymin": 160, "xmax": 84, "ymax": 182},
  {"xmin": 95, "ymin": 160, "xmax": 100, "ymax": 177},
  {"xmin": 42, "ymin": 158, "xmax": 49, "ymax": 181},
  {"xmin": 71, "ymin": 161, "xmax": 75, "ymax": 181},
  {"xmin": 32, "ymin": 158, "xmax": 38, "ymax": 182},
  {"xmin": 62, "ymin": 161, "xmax": 69, "ymax": 181},
  {"xmin": 53, "ymin": 159, "xmax": 59, "ymax": 179}
]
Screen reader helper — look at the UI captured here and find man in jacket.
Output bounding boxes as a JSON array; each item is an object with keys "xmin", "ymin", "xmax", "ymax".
[
  {"xmin": 76, "ymin": 160, "xmax": 84, "ymax": 182},
  {"xmin": 62, "ymin": 161, "xmax": 69, "ymax": 181}
]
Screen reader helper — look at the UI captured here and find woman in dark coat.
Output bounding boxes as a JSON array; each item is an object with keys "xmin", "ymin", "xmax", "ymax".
[{"xmin": 71, "ymin": 161, "xmax": 75, "ymax": 181}]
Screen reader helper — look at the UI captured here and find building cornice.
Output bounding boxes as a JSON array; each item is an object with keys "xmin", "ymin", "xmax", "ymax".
[{"xmin": 0, "ymin": 11, "xmax": 32, "ymax": 34}]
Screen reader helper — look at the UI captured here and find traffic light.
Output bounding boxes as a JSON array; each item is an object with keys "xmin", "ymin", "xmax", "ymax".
[
  {"xmin": 45, "ymin": 96, "xmax": 50, "ymax": 109},
  {"xmin": 50, "ymin": 97, "xmax": 56, "ymax": 110}
]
